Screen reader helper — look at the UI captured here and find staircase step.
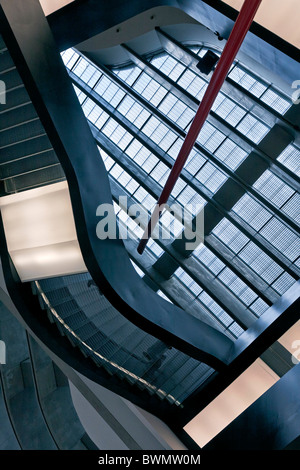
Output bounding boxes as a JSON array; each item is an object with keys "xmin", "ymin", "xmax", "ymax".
[
  {"xmin": 4, "ymin": 164, "xmax": 65, "ymax": 193},
  {"xmin": 45, "ymin": 287, "xmax": 100, "ymax": 311},
  {"xmin": 0, "ymin": 85, "xmax": 29, "ymax": 113},
  {"xmin": 167, "ymin": 362, "xmax": 212, "ymax": 403},
  {"xmin": 0, "ymin": 68, "xmax": 23, "ymax": 91},
  {"xmin": 46, "ymin": 308, "xmax": 55, "ymax": 324},
  {"xmin": 97, "ymin": 314, "xmax": 127, "ymax": 338},
  {"xmin": 0, "ymin": 149, "xmax": 58, "ymax": 179},
  {"xmin": 72, "ymin": 321, "xmax": 99, "ymax": 342},
  {"xmin": 0, "ymin": 134, "xmax": 52, "ymax": 164},
  {"xmin": 62, "ymin": 311, "xmax": 92, "ymax": 331},
  {"xmin": 0, "ymin": 119, "xmax": 45, "ymax": 148},
  {"xmin": 0, "ymin": 102, "xmax": 38, "ymax": 130},
  {"xmin": 146, "ymin": 353, "xmax": 192, "ymax": 397},
  {"xmin": 0, "ymin": 50, "xmax": 15, "ymax": 73},
  {"xmin": 39, "ymin": 273, "xmax": 91, "ymax": 292}
]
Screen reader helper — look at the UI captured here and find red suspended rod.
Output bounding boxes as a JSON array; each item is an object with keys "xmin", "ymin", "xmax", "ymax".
[{"xmin": 137, "ymin": 0, "xmax": 263, "ymax": 254}]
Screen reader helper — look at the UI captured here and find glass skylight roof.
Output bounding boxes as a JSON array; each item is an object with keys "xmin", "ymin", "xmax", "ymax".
[{"xmin": 61, "ymin": 32, "xmax": 299, "ymax": 345}]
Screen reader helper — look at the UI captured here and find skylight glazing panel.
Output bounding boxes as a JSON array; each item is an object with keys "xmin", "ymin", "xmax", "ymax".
[
  {"xmin": 149, "ymin": 161, "xmax": 169, "ymax": 186},
  {"xmin": 156, "ymin": 55, "xmax": 185, "ymax": 81},
  {"xmin": 141, "ymin": 117, "xmax": 177, "ymax": 151},
  {"xmin": 61, "ymin": 49, "xmax": 80, "ymax": 69},
  {"xmin": 214, "ymin": 139, "xmax": 248, "ymax": 170},
  {"xmin": 101, "ymin": 118, "xmax": 119, "ymax": 138},
  {"xmin": 271, "ymin": 271, "xmax": 296, "ymax": 295},
  {"xmin": 114, "ymin": 65, "xmax": 141, "ymax": 86},
  {"xmin": 195, "ymin": 161, "xmax": 227, "ymax": 193},
  {"xmin": 137, "ymin": 152, "xmax": 158, "ymax": 174},
  {"xmin": 177, "ymin": 69, "xmax": 207, "ymax": 100},
  {"xmin": 167, "ymin": 137, "xmax": 184, "ymax": 161},
  {"xmin": 147, "ymin": 239, "xmax": 164, "ymax": 258},
  {"xmin": 71, "ymin": 57, "xmax": 102, "ymax": 88},
  {"xmin": 197, "ymin": 122, "xmax": 226, "ymax": 152},
  {"xmin": 233, "ymin": 194, "xmax": 300, "ymax": 263},
  {"xmin": 193, "ymin": 244, "xmax": 225, "ymax": 275},
  {"xmin": 101, "ymin": 81, "xmax": 123, "ymax": 104},
  {"xmin": 130, "ymin": 260, "xmax": 145, "ymax": 277},
  {"xmin": 109, "ymin": 125, "xmax": 132, "ymax": 149},
  {"xmin": 212, "ymin": 218, "xmax": 249, "ymax": 253},
  {"xmin": 125, "ymin": 141, "xmax": 159, "ymax": 173},
  {"xmin": 88, "ymin": 105, "xmax": 104, "ymax": 125},
  {"xmin": 134, "ymin": 187, "xmax": 156, "ymax": 211},
  {"xmin": 232, "ymin": 194, "xmax": 272, "ymax": 231},
  {"xmin": 141, "ymin": 115, "xmax": 160, "ymax": 137},
  {"xmin": 238, "ymin": 242, "xmax": 283, "ymax": 284},
  {"xmin": 183, "ymin": 149, "xmax": 207, "ymax": 176},
  {"xmin": 133, "ymin": 72, "xmax": 167, "ymax": 106},
  {"xmin": 193, "ymin": 244, "xmax": 262, "ymax": 309},
  {"xmin": 71, "ymin": 57, "xmax": 89, "ymax": 77},
  {"xmin": 228, "ymin": 64, "xmax": 292, "ymax": 114},
  {"xmin": 72, "ymin": 85, "xmax": 86, "ymax": 104},
  {"xmin": 260, "ymin": 88, "xmax": 291, "ymax": 114},
  {"xmin": 228, "ymin": 65, "xmax": 267, "ymax": 97},
  {"xmin": 101, "ymin": 151, "xmax": 115, "ymax": 171},
  {"xmin": 277, "ymin": 144, "xmax": 300, "ymax": 177},
  {"xmin": 176, "ymin": 185, "xmax": 201, "ymax": 206},
  {"xmin": 150, "ymin": 53, "xmax": 168, "ymax": 69},
  {"xmin": 236, "ymin": 114, "xmax": 269, "ymax": 143},
  {"xmin": 94, "ymin": 75, "xmax": 111, "ymax": 96},
  {"xmin": 157, "ymin": 290, "xmax": 173, "ymax": 303},
  {"xmin": 175, "ymin": 267, "xmax": 202, "ymax": 295},
  {"xmin": 80, "ymin": 66, "xmax": 101, "ymax": 88},
  {"xmin": 282, "ymin": 194, "xmax": 300, "ymax": 224},
  {"xmin": 157, "ymin": 93, "xmax": 177, "ymax": 115},
  {"xmin": 158, "ymin": 96, "xmax": 194, "ymax": 129},
  {"xmin": 253, "ymin": 170, "xmax": 295, "ymax": 208},
  {"xmin": 212, "ymin": 94, "xmax": 247, "ymax": 127},
  {"xmin": 259, "ymin": 218, "xmax": 299, "ymax": 262},
  {"xmin": 170, "ymin": 178, "xmax": 186, "ymax": 199},
  {"xmin": 249, "ymin": 297, "xmax": 269, "ymax": 317},
  {"xmin": 159, "ymin": 210, "xmax": 184, "ymax": 238},
  {"xmin": 212, "ymin": 218, "xmax": 296, "ymax": 293},
  {"xmin": 173, "ymin": 268, "xmax": 242, "ymax": 336},
  {"xmin": 94, "ymin": 109, "xmax": 110, "ymax": 130},
  {"xmin": 228, "ymin": 323, "xmax": 244, "ymax": 337},
  {"xmin": 218, "ymin": 267, "xmax": 257, "ymax": 306}
]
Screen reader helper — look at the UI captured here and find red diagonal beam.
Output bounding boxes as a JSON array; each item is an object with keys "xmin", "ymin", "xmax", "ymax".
[{"xmin": 138, "ymin": 0, "xmax": 263, "ymax": 254}]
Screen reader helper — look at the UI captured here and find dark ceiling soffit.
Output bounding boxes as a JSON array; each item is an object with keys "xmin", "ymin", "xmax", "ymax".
[
  {"xmin": 0, "ymin": 0, "xmax": 233, "ymax": 371},
  {"xmin": 47, "ymin": 0, "xmax": 299, "ymax": 62}
]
